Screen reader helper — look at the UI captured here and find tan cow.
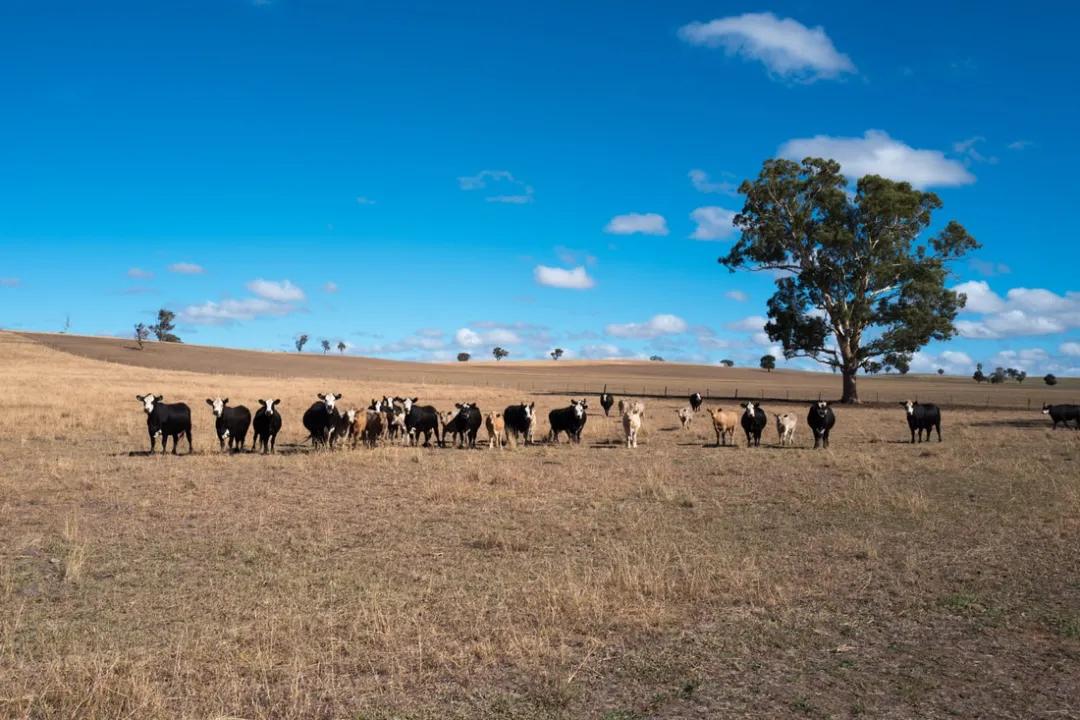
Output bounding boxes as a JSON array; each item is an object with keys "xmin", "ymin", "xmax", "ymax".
[
  {"xmin": 486, "ymin": 411, "xmax": 505, "ymax": 449},
  {"xmin": 348, "ymin": 409, "xmax": 370, "ymax": 449},
  {"xmin": 709, "ymin": 407, "xmax": 738, "ymax": 447},
  {"xmin": 622, "ymin": 406, "xmax": 643, "ymax": 448},
  {"xmin": 677, "ymin": 406, "xmax": 694, "ymax": 430}
]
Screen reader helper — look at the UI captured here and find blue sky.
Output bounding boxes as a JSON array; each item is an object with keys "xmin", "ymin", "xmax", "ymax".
[{"xmin": 1, "ymin": 0, "xmax": 1078, "ymax": 374}]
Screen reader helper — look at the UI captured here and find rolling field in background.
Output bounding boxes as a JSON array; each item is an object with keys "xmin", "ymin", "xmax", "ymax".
[{"xmin": 1, "ymin": 331, "xmax": 1078, "ymax": 719}]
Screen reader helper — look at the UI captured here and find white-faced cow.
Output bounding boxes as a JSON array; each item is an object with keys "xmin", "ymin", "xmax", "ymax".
[
  {"xmin": 302, "ymin": 392, "xmax": 342, "ymax": 448},
  {"xmin": 622, "ymin": 405, "xmax": 642, "ymax": 448},
  {"xmin": 252, "ymin": 398, "xmax": 282, "ymax": 454},
  {"xmin": 549, "ymin": 399, "xmax": 588, "ymax": 444},
  {"xmin": 903, "ymin": 400, "xmax": 942, "ymax": 443},
  {"xmin": 775, "ymin": 413, "xmax": 797, "ymax": 446},
  {"xmin": 807, "ymin": 401, "xmax": 836, "ymax": 449},
  {"xmin": 333, "ymin": 408, "xmax": 361, "ymax": 448},
  {"xmin": 206, "ymin": 397, "xmax": 251, "ymax": 453},
  {"xmin": 599, "ymin": 385, "xmax": 615, "ymax": 416},
  {"xmin": 503, "ymin": 402, "xmax": 536, "ymax": 447},
  {"xmin": 740, "ymin": 401, "xmax": 767, "ymax": 447},
  {"xmin": 1042, "ymin": 403, "xmax": 1080, "ymax": 430},
  {"xmin": 689, "ymin": 392, "xmax": 704, "ymax": 412},
  {"xmin": 136, "ymin": 394, "xmax": 192, "ymax": 455},
  {"xmin": 397, "ymin": 397, "xmax": 442, "ymax": 447},
  {"xmin": 441, "ymin": 403, "xmax": 482, "ymax": 448}
]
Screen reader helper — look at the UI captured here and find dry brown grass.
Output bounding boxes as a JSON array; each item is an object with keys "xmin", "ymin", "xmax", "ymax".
[{"xmin": 1, "ymin": 331, "xmax": 1078, "ymax": 719}]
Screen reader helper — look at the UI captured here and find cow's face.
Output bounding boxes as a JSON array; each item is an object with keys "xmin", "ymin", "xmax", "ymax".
[
  {"xmin": 743, "ymin": 401, "xmax": 756, "ymax": 417},
  {"xmin": 259, "ymin": 398, "xmax": 279, "ymax": 415},
  {"xmin": 571, "ymin": 400, "xmax": 585, "ymax": 419},
  {"xmin": 136, "ymin": 394, "xmax": 162, "ymax": 414},
  {"xmin": 903, "ymin": 400, "xmax": 915, "ymax": 415},
  {"xmin": 402, "ymin": 397, "xmax": 416, "ymax": 413},
  {"xmin": 692, "ymin": 393, "xmax": 701, "ymax": 402},
  {"xmin": 812, "ymin": 401, "xmax": 829, "ymax": 421},
  {"xmin": 207, "ymin": 397, "xmax": 229, "ymax": 417},
  {"xmin": 440, "ymin": 407, "xmax": 460, "ymax": 427},
  {"xmin": 317, "ymin": 392, "xmax": 341, "ymax": 410},
  {"xmin": 345, "ymin": 408, "xmax": 357, "ymax": 424},
  {"xmin": 1041, "ymin": 404, "xmax": 1051, "ymax": 415}
]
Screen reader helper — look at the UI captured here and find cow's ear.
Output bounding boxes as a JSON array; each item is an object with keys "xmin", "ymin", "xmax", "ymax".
[
  {"xmin": 258, "ymin": 399, "xmax": 267, "ymax": 406},
  {"xmin": 206, "ymin": 398, "xmax": 214, "ymax": 406},
  {"xmin": 136, "ymin": 394, "xmax": 145, "ymax": 401},
  {"xmin": 274, "ymin": 399, "xmax": 281, "ymax": 405},
  {"xmin": 223, "ymin": 398, "xmax": 229, "ymax": 405},
  {"xmin": 335, "ymin": 393, "xmax": 342, "ymax": 400},
  {"xmin": 155, "ymin": 395, "xmax": 163, "ymax": 401},
  {"xmin": 411, "ymin": 397, "xmax": 418, "ymax": 403},
  {"xmin": 318, "ymin": 393, "xmax": 326, "ymax": 399}
]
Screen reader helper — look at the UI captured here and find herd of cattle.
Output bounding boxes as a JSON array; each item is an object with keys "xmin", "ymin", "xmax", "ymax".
[{"xmin": 133, "ymin": 392, "xmax": 1080, "ymax": 456}]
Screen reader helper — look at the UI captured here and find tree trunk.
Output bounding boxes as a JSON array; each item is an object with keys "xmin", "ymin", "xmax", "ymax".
[{"xmin": 841, "ymin": 368, "xmax": 859, "ymax": 403}]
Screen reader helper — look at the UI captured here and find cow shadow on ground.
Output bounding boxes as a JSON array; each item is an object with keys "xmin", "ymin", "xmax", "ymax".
[{"xmin": 967, "ymin": 418, "xmax": 1053, "ymax": 429}]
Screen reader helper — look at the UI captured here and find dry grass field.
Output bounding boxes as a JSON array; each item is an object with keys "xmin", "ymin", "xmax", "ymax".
[{"xmin": 2, "ymin": 331, "xmax": 1079, "ymax": 719}]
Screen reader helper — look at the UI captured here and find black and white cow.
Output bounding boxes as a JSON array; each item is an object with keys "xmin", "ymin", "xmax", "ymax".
[
  {"xmin": 397, "ymin": 397, "xmax": 442, "ymax": 447},
  {"xmin": 903, "ymin": 400, "xmax": 942, "ymax": 443},
  {"xmin": 302, "ymin": 392, "xmax": 342, "ymax": 448},
  {"xmin": 136, "ymin": 394, "xmax": 192, "ymax": 455},
  {"xmin": 252, "ymin": 398, "xmax": 282, "ymax": 454},
  {"xmin": 333, "ymin": 407, "xmax": 360, "ymax": 448},
  {"xmin": 503, "ymin": 401, "xmax": 536, "ymax": 447},
  {"xmin": 549, "ymin": 399, "xmax": 588, "ymax": 444},
  {"xmin": 1042, "ymin": 403, "xmax": 1080, "ymax": 430},
  {"xmin": 740, "ymin": 401, "xmax": 767, "ymax": 447},
  {"xmin": 206, "ymin": 397, "xmax": 251, "ymax": 452},
  {"xmin": 599, "ymin": 386, "xmax": 615, "ymax": 417},
  {"xmin": 807, "ymin": 401, "xmax": 836, "ymax": 449},
  {"xmin": 689, "ymin": 392, "xmax": 704, "ymax": 413},
  {"xmin": 441, "ymin": 403, "xmax": 482, "ymax": 448}
]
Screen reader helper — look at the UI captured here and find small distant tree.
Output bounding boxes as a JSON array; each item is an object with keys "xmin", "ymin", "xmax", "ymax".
[
  {"xmin": 937, "ymin": 368, "xmax": 945, "ymax": 376},
  {"xmin": 973, "ymin": 363, "xmax": 985, "ymax": 383},
  {"xmin": 337, "ymin": 341, "xmax": 346, "ymax": 354},
  {"xmin": 760, "ymin": 354, "xmax": 776, "ymax": 372},
  {"xmin": 321, "ymin": 339, "xmax": 331, "ymax": 355},
  {"xmin": 62, "ymin": 314, "xmax": 71, "ymax": 334},
  {"xmin": 295, "ymin": 334, "xmax": 309, "ymax": 352},
  {"xmin": 492, "ymin": 346, "xmax": 509, "ymax": 361},
  {"xmin": 864, "ymin": 361, "xmax": 883, "ymax": 375},
  {"xmin": 134, "ymin": 323, "xmax": 149, "ymax": 350},
  {"xmin": 649, "ymin": 355, "xmax": 665, "ymax": 362},
  {"xmin": 1044, "ymin": 373, "xmax": 1058, "ymax": 386},
  {"xmin": 720, "ymin": 359, "xmax": 734, "ymax": 368},
  {"xmin": 457, "ymin": 352, "xmax": 471, "ymax": 362},
  {"xmin": 151, "ymin": 308, "xmax": 181, "ymax": 342},
  {"xmin": 1015, "ymin": 370, "xmax": 1027, "ymax": 384},
  {"xmin": 550, "ymin": 348, "xmax": 564, "ymax": 361},
  {"xmin": 990, "ymin": 367, "xmax": 1006, "ymax": 384}
]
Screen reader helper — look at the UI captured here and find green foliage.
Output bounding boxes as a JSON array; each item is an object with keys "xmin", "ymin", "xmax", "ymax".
[
  {"xmin": 337, "ymin": 341, "xmax": 346, "ymax": 354},
  {"xmin": 550, "ymin": 348, "xmax": 564, "ymax": 360},
  {"xmin": 990, "ymin": 367, "xmax": 1006, "ymax": 384},
  {"xmin": 649, "ymin": 355, "xmax": 665, "ymax": 362},
  {"xmin": 760, "ymin": 354, "xmax": 776, "ymax": 371},
  {"xmin": 457, "ymin": 352, "xmax": 471, "ymax": 362},
  {"xmin": 133, "ymin": 323, "xmax": 149, "ymax": 349},
  {"xmin": 1045, "ymin": 373, "xmax": 1058, "ymax": 386},
  {"xmin": 295, "ymin": 334, "xmax": 309, "ymax": 352},
  {"xmin": 719, "ymin": 359, "xmax": 734, "ymax": 367},
  {"xmin": 719, "ymin": 157, "xmax": 978, "ymax": 402},
  {"xmin": 320, "ymin": 339, "xmax": 331, "ymax": 354},
  {"xmin": 150, "ymin": 308, "xmax": 181, "ymax": 343},
  {"xmin": 492, "ymin": 346, "xmax": 509, "ymax": 361}
]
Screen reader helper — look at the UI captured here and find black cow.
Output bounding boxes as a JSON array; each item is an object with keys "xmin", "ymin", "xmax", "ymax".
[
  {"xmin": 549, "ymin": 399, "xmax": 588, "ymax": 444},
  {"xmin": 903, "ymin": 400, "xmax": 942, "ymax": 443},
  {"xmin": 740, "ymin": 401, "xmax": 767, "ymax": 447},
  {"xmin": 441, "ymin": 403, "xmax": 482, "ymax": 448},
  {"xmin": 397, "ymin": 397, "xmax": 442, "ymax": 447},
  {"xmin": 807, "ymin": 401, "xmax": 836, "ymax": 449},
  {"xmin": 503, "ymin": 401, "xmax": 536, "ymax": 446},
  {"xmin": 600, "ymin": 385, "xmax": 615, "ymax": 417},
  {"xmin": 136, "ymin": 394, "xmax": 192, "ymax": 455},
  {"xmin": 302, "ymin": 392, "xmax": 342, "ymax": 448},
  {"xmin": 252, "ymin": 398, "xmax": 282, "ymax": 454},
  {"xmin": 206, "ymin": 397, "xmax": 251, "ymax": 452},
  {"xmin": 689, "ymin": 392, "xmax": 704, "ymax": 412},
  {"xmin": 1042, "ymin": 403, "xmax": 1080, "ymax": 429}
]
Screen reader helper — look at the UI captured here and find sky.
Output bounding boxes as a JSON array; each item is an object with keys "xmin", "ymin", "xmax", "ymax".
[{"xmin": 1, "ymin": 0, "xmax": 1078, "ymax": 375}]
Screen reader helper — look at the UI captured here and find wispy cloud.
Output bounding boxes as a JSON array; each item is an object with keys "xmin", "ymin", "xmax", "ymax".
[
  {"xmin": 953, "ymin": 136, "xmax": 998, "ymax": 165},
  {"xmin": 1007, "ymin": 139, "xmax": 1034, "ymax": 151},
  {"xmin": 690, "ymin": 206, "xmax": 738, "ymax": 240},
  {"xmin": 458, "ymin": 170, "xmax": 534, "ymax": 204},
  {"xmin": 728, "ymin": 315, "xmax": 768, "ymax": 332},
  {"xmin": 968, "ymin": 259, "xmax": 1011, "ymax": 278},
  {"xmin": 606, "ymin": 314, "xmax": 688, "ymax": 339},
  {"xmin": 355, "ymin": 196, "xmax": 376, "ymax": 205},
  {"xmin": 688, "ymin": 168, "xmax": 738, "ymax": 196},
  {"xmin": 168, "ymin": 262, "xmax": 205, "ymax": 275},
  {"xmin": 323, "ymin": 281, "xmax": 339, "ymax": 294},
  {"xmin": 247, "ymin": 279, "xmax": 305, "ymax": 303},
  {"xmin": 779, "ymin": 130, "xmax": 975, "ymax": 188},
  {"xmin": 679, "ymin": 12, "xmax": 856, "ymax": 82},
  {"xmin": 454, "ymin": 326, "xmax": 521, "ymax": 348},
  {"xmin": 127, "ymin": 267, "xmax": 154, "ymax": 279},
  {"xmin": 724, "ymin": 289, "xmax": 748, "ymax": 302},
  {"xmin": 0, "ymin": 277, "xmax": 21, "ymax": 288},
  {"xmin": 554, "ymin": 246, "xmax": 597, "ymax": 266},
  {"xmin": 534, "ymin": 265, "xmax": 595, "ymax": 290},
  {"xmin": 179, "ymin": 298, "xmax": 302, "ymax": 326},
  {"xmin": 604, "ymin": 213, "xmax": 668, "ymax": 236}
]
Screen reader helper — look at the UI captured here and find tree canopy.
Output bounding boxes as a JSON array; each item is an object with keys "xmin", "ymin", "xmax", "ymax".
[
  {"xmin": 719, "ymin": 157, "xmax": 978, "ymax": 403},
  {"xmin": 151, "ymin": 309, "xmax": 181, "ymax": 343}
]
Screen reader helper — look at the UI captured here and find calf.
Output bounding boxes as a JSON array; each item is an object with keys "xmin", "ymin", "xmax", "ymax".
[
  {"xmin": 600, "ymin": 385, "xmax": 615, "ymax": 416},
  {"xmin": 302, "ymin": 392, "xmax": 342, "ymax": 448},
  {"xmin": 348, "ymin": 409, "xmax": 369, "ymax": 449},
  {"xmin": 333, "ymin": 408, "xmax": 361, "ymax": 448},
  {"xmin": 397, "ymin": 397, "xmax": 442, "ymax": 447},
  {"xmin": 1042, "ymin": 403, "xmax": 1080, "ymax": 430},
  {"xmin": 689, "ymin": 392, "xmax": 703, "ymax": 412},
  {"xmin": 206, "ymin": 397, "xmax": 251, "ymax": 452},
  {"xmin": 362, "ymin": 409, "xmax": 385, "ymax": 447},
  {"xmin": 486, "ymin": 411, "xmax": 505, "ymax": 449},
  {"xmin": 252, "ymin": 398, "xmax": 282, "ymax": 454},
  {"xmin": 775, "ymin": 413, "xmax": 797, "ymax": 446},
  {"xmin": 709, "ymin": 408, "xmax": 738, "ymax": 447},
  {"xmin": 622, "ymin": 406, "xmax": 643, "ymax": 448},
  {"xmin": 677, "ymin": 406, "xmax": 694, "ymax": 430},
  {"xmin": 503, "ymin": 402, "xmax": 536, "ymax": 447},
  {"xmin": 807, "ymin": 401, "xmax": 835, "ymax": 449},
  {"xmin": 903, "ymin": 400, "xmax": 942, "ymax": 442},
  {"xmin": 740, "ymin": 401, "xmax": 767, "ymax": 447},
  {"xmin": 549, "ymin": 399, "xmax": 588, "ymax": 444},
  {"xmin": 136, "ymin": 394, "xmax": 193, "ymax": 455}
]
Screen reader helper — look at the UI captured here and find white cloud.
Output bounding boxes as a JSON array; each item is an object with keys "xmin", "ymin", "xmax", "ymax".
[
  {"xmin": 454, "ymin": 327, "xmax": 520, "ymax": 348},
  {"xmin": 0, "ymin": 277, "xmax": 21, "ymax": 288},
  {"xmin": 724, "ymin": 289, "xmax": 748, "ymax": 302},
  {"xmin": 179, "ymin": 298, "xmax": 300, "ymax": 325},
  {"xmin": 778, "ymin": 130, "xmax": 975, "ymax": 188},
  {"xmin": 606, "ymin": 314, "xmax": 688, "ymax": 339},
  {"xmin": 246, "ymin": 279, "xmax": 305, "ymax": 303},
  {"xmin": 1060, "ymin": 342, "xmax": 1080, "ymax": 357},
  {"xmin": 169, "ymin": 262, "xmax": 205, "ymax": 274},
  {"xmin": 353, "ymin": 330, "xmax": 446, "ymax": 355},
  {"xmin": 678, "ymin": 12, "xmax": 856, "ymax": 82},
  {"xmin": 127, "ymin": 267, "xmax": 154, "ymax": 279},
  {"xmin": 455, "ymin": 328, "xmax": 482, "ymax": 348},
  {"xmin": 690, "ymin": 206, "xmax": 738, "ymax": 240},
  {"xmin": 688, "ymin": 168, "xmax": 738, "ymax": 196},
  {"xmin": 579, "ymin": 343, "xmax": 626, "ymax": 359},
  {"xmin": 953, "ymin": 280, "xmax": 1005, "ymax": 313},
  {"xmin": 323, "ymin": 281, "xmax": 339, "ymax": 294},
  {"xmin": 910, "ymin": 349, "xmax": 974, "ymax": 375},
  {"xmin": 458, "ymin": 170, "xmax": 534, "ymax": 204},
  {"xmin": 728, "ymin": 315, "xmax": 768, "ymax": 332},
  {"xmin": 604, "ymin": 213, "xmax": 669, "ymax": 236},
  {"xmin": 355, "ymin": 196, "xmax": 376, "ymax": 205},
  {"xmin": 534, "ymin": 265, "xmax": 595, "ymax": 290},
  {"xmin": 953, "ymin": 281, "xmax": 1080, "ymax": 339}
]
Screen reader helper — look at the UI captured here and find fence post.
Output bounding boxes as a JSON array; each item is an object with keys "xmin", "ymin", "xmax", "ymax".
[
  {"xmin": 734, "ymin": 388, "xmax": 739, "ymax": 399},
  {"xmin": 1027, "ymin": 398, "xmax": 1031, "ymax": 410},
  {"xmin": 664, "ymin": 386, "xmax": 668, "ymax": 397}
]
